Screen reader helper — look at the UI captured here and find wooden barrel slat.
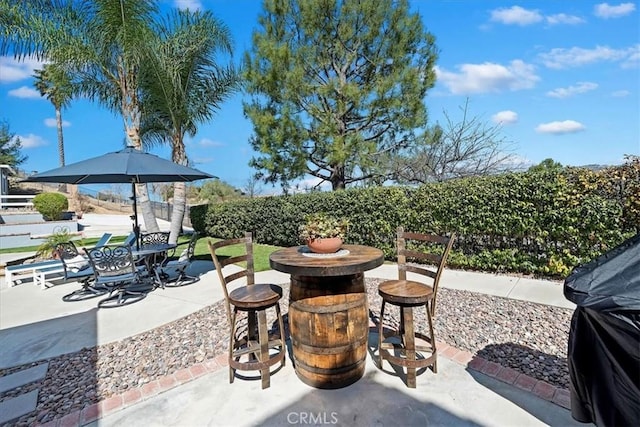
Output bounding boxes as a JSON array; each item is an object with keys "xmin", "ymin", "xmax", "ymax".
[{"xmin": 289, "ymin": 273, "xmax": 369, "ymax": 389}]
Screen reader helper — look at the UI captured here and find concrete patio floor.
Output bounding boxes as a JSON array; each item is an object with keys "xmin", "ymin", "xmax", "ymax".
[{"xmin": 0, "ymin": 214, "xmax": 588, "ymax": 426}]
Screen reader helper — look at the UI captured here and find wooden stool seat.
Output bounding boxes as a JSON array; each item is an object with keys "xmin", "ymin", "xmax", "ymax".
[
  {"xmin": 209, "ymin": 234, "xmax": 286, "ymax": 389},
  {"xmin": 229, "ymin": 284, "xmax": 282, "ymax": 309},
  {"xmin": 378, "ymin": 280, "xmax": 433, "ymax": 306},
  {"xmin": 377, "ymin": 227, "xmax": 455, "ymax": 388}
]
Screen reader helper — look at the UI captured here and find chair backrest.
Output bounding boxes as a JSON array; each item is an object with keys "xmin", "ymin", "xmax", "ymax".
[
  {"xmin": 123, "ymin": 232, "xmax": 137, "ymax": 247},
  {"xmin": 54, "ymin": 241, "xmax": 90, "ymax": 277},
  {"xmin": 95, "ymin": 233, "xmax": 113, "ymax": 248},
  {"xmin": 179, "ymin": 232, "xmax": 199, "ymax": 262},
  {"xmin": 395, "ymin": 226, "xmax": 455, "ymax": 316},
  {"xmin": 54, "ymin": 241, "xmax": 80, "ymax": 260},
  {"xmin": 208, "ymin": 232, "xmax": 255, "ymax": 325},
  {"xmin": 140, "ymin": 232, "xmax": 170, "ymax": 246},
  {"xmin": 84, "ymin": 245, "xmax": 137, "ymax": 280}
]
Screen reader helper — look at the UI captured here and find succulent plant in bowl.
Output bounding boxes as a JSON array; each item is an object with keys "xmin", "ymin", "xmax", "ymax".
[{"xmin": 299, "ymin": 213, "xmax": 349, "ymax": 253}]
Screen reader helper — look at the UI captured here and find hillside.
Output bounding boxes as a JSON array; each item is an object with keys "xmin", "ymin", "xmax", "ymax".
[{"xmin": 10, "ymin": 181, "xmax": 131, "ymax": 215}]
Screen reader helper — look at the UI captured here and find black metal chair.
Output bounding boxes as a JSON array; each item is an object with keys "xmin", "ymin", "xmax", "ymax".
[
  {"xmin": 138, "ymin": 231, "xmax": 171, "ymax": 274},
  {"xmin": 160, "ymin": 232, "xmax": 200, "ymax": 287},
  {"xmin": 140, "ymin": 231, "xmax": 170, "ymax": 246},
  {"xmin": 84, "ymin": 245, "xmax": 152, "ymax": 308},
  {"xmin": 55, "ymin": 241, "xmax": 108, "ymax": 302}
]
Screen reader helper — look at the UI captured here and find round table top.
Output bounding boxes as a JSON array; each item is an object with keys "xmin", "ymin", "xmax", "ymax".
[{"xmin": 269, "ymin": 244, "xmax": 384, "ymax": 277}]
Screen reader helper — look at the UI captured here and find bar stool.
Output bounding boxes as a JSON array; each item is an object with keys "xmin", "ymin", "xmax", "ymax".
[
  {"xmin": 377, "ymin": 227, "xmax": 455, "ymax": 388},
  {"xmin": 208, "ymin": 232, "xmax": 286, "ymax": 389}
]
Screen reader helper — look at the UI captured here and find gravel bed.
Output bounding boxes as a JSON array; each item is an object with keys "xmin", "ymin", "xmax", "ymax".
[{"xmin": 0, "ymin": 278, "xmax": 573, "ymax": 426}]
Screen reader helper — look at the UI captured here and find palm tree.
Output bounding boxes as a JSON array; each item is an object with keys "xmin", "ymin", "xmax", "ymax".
[
  {"xmin": 33, "ymin": 63, "xmax": 74, "ymax": 195},
  {"xmin": 1, "ymin": 0, "xmax": 161, "ymax": 233},
  {"xmin": 33, "ymin": 63, "xmax": 73, "ymax": 168},
  {"xmin": 139, "ymin": 9, "xmax": 240, "ymax": 242}
]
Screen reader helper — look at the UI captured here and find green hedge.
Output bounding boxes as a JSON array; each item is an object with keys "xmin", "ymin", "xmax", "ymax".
[{"xmin": 190, "ymin": 159, "xmax": 639, "ymax": 279}]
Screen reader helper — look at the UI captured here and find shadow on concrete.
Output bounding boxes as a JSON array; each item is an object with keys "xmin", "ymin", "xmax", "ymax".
[
  {"xmin": 253, "ymin": 381, "xmax": 483, "ymax": 426},
  {"xmin": 0, "ymin": 308, "xmax": 98, "ymax": 370},
  {"xmin": 0, "ymin": 308, "xmax": 99, "ymax": 424},
  {"xmin": 476, "ymin": 342, "xmax": 568, "ymax": 390}
]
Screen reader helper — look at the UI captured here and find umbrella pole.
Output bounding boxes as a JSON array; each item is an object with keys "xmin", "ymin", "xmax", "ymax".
[{"xmin": 132, "ymin": 182, "xmax": 140, "ymax": 251}]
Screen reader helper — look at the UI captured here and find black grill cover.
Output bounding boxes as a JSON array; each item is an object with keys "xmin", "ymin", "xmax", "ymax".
[{"xmin": 564, "ymin": 233, "xmax": 640, "ymax": 426}]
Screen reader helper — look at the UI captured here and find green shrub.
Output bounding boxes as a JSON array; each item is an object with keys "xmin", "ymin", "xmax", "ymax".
[
  {"xmin": 33, "ymin": 192, "xmax": 69, "ymax": 221},
  {"xmin": 193, "ymin": 159, "xmax": 638, "ymax": 279}
]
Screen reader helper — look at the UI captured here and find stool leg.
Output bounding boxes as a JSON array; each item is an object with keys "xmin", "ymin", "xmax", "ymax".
[
  {"xmin": 229, "ymin": 308, "xmax": 238, "ymax": 383},
  {"xmin": 276, "ymin": 304, "xmax": 286, "ymax": 367},
  {"xmin": 248, "ymin": 310, "xmax": 258, "ymax": 361},
  {"xmin": 402, "ymin": 306, "xmax": 417, "ymax": 388},
  {"xmin": 257, "ymin": 309, "xmax": 270, "ymax": 389},
  {"xmin": 378, "ymin": 300, "xmax": 386, "ymax": 369},
  {"xmin": 426, "ymin": 302, "xmax": 437, "ymax": 373}
]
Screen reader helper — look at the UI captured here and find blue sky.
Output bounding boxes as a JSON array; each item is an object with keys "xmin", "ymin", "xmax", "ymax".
[{"xmin": 1, "ymin": 0, "xmax": 638, "ymax": 195}]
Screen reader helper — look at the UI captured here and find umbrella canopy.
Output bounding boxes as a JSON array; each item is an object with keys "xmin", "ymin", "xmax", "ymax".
[
  {"xmin": 23, "ymin": 147, "xmax": 215, "ymax": 248},
  {"xmin": 23, "ymin": 147, "xmax": 214, "ymax": 184}
]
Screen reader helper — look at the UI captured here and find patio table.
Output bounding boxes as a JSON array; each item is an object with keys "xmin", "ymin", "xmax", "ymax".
[
  {"xmin": 269, "ymin": 244, "xmax": 384, "ymax": 389},
  {"xmin": 132, "ymin": 243, "xmax": 176, "ymax": 288}
]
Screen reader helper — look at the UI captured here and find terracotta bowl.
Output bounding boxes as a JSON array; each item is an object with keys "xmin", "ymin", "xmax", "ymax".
[{"xmin": 307, "ymin": 237, "xmax": 343, "ymax": 254}]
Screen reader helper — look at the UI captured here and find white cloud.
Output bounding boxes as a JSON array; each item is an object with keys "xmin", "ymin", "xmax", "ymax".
[
  {"xmin": 594, "ymin": 2, "xmax": 636, "ymax": 18},
  {"xmin": 621, "ymin": 44, "xmax": 640, "ymax": 68},
  {"xmin": 538, "ymin": 45, "xmax": 636, "ymax": 69},
  {"xmin": 8, "ymin": 86, "xmax": 41, "ymax": 99},
  {"xmin": 199, "ymin": 138, "xmax": 224, "ymax": 147},
  {"xmin": 174, "ymin": 0, "xmax": 202, "ymax": 11},
  {"xmin": 292, "ymin": 177, "xmax": 331, "ymax": 193},
  {"xmin": 611, "ymin": 90, "xmax": 630, "ymax": 97},
  {"xmin": 435, "ymin": 60, "xmax": 539, "ymax": 94},
  {"xmin": 546, "ymin": 14, "xmax": 586, "ymax": 25},
  {"xmin": 492, "ymin": 110, "xmax": 518, "ymax": 125},
  {"xmin": 535, "ymin": 120, "xmax": 586, "ymax": 134},
  {"xmin": 44, "ymin": 118, "xmax": 70, "ymax": 128},
  {"xmin": 0, "ymin": 56, "xmax": 46, "ymax": 83},
  {"xmin": 15, "ymin": 133, "xmax": 48, "ymax": 148},
  {"xmin": 490, "ymin": 6, "xmax": 543, "ymax": 25},
  {"xmin": 546, "ymin": 82, "xmax": 598, "ymax": 98}
]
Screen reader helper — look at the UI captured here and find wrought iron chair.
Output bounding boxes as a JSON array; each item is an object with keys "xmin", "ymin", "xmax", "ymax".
[
  {"xmin": 138, "ymin": 231, "xmax": 171, "ymax": 272},
  {"xmin": 377, "ymin": 227, "xmax": 455, "ymax": 388},
  {"xmin": 140, "ymin": 231, "xmax": 170, "ymax": 246},
  {"xmin": 84, "ymin": 245, "xmax": 152, "ymax": 308},
  {"xmin": 208, "ymin": 232, "xmax": 286, "ymax": 389},
  {"xmin": 160, "ymin": 232, "xmax": 200, "ymax": 287},
  {"xmin": 55, "ymin": 241, "xmax": 106, "ymax": 301}
]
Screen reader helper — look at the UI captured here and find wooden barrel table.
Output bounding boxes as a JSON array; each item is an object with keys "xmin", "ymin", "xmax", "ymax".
[{"xmin": 269, "ymin": 245, "xmax": 384, "ymax": 389}]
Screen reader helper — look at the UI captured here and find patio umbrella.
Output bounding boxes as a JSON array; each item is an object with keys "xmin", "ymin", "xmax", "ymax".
[{"xmin": 23, "ymin": 146, "xmax": 215, "ymax": 249}]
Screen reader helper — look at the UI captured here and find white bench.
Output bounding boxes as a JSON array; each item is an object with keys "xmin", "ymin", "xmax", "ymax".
[{"xmin": 5, "ymin": 260, "xmax": 64, "ymax": 290}]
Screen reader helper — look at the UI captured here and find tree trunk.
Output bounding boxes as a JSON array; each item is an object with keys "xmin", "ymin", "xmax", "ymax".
[
  {"xmin": 168, "ymin": 137, "xmax": 188, "ymax": 243},
  {"xmin": 168, "ymin": 182, "xmax": 186, "ymax": 244},
  {"xmin": 330, "ymin": 164, "xmax": 346, "ymax": 190},
  {"xmin": 56, "ymin": 107, "xmax": 66, "ymax": 193},
  {"xmin": 123, "ymin": 102, "xmax": 160, "ymax": 233}
]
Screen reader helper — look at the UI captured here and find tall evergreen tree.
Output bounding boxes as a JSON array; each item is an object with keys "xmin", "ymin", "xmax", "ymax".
[
  {"xmin": 0, "ymin": 121, "xmax": 27, "ymax": 167},
  {"xmin": 243, "ymin": 0, "xmax": 438, "ymax": 190}
]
